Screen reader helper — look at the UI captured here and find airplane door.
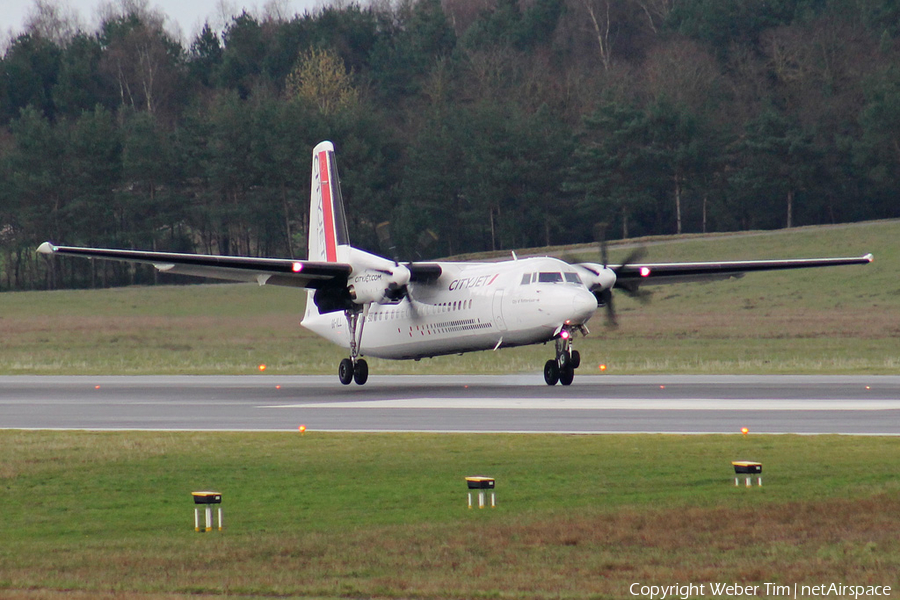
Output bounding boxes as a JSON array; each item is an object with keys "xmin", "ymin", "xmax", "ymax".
[{"xmin": 492, "ymin": 289, "xmax": 507, "ymax": 331}]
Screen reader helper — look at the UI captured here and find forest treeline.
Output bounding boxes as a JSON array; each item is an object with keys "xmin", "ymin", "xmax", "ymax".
[{"xmin": 2, "ymin": 0, "xmax": 900, "ymax": 290}]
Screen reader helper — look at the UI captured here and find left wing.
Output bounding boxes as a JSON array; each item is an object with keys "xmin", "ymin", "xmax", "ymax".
[
  {"xmin": 611, "ymin": 254, "xmax": 874, "ymax": 286},
  {"xmin": 36, "ymin": 242, "xmax": 352, "ymax": 289}
]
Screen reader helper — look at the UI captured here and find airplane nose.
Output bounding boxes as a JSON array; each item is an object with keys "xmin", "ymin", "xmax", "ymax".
[{"xmin": 571, "ymin": 288, "xmax": 598, "ymax": 323}]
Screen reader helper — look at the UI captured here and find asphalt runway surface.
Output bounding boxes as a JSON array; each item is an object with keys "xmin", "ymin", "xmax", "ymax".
[{"xmin": 2, "ymin": 375, "xmax": 899, "ymax": 434}]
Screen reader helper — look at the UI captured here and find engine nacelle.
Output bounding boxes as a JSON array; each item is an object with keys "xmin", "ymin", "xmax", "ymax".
[
  {"xmin": 574, "ymin": 263, "xmax": 617, "ymax": 294},
  {"xmin": 347, "ymin": 265, "xmax": 411, "ymax": 305}
]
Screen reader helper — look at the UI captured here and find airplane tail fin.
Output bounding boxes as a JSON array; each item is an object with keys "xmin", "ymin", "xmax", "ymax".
[
  {"xmin": 308, "ymin": 141, "xmax": 351, "ymax": 263},
  {"xmin": 305, "ymin": 141, "xmax": 351, "ymax": 320}
]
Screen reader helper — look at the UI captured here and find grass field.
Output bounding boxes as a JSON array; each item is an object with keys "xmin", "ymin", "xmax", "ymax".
[
  {"xmin": 1, "ymin": 431, "xmax": 899, "ymax": 599},
  {"xmin": 1, "ymin": 220, "xmax": 898, "ymax": 376}
]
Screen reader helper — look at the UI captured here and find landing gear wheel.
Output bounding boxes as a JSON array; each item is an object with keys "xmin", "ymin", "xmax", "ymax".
[
  {"xmin": 544, "ymin": 359, "xmax": 560, "ymax": 386},
  {"xmin": 558, "ymin": 351, "xmax": 570, "ymax": 370},
  {"xmin": 353, "ymin": 359, "xmax": 369, "ymax": 385},
  {"xmin": 338, "ymin": 358, "xmax": 354, "ymax": 385},
  {"xmin": 559, "ymin": 365, "xmax": 575, "ymax": 386},
  {"xmin": 570, "ymin": 350, "xmax": 581, "ymax": 369}
]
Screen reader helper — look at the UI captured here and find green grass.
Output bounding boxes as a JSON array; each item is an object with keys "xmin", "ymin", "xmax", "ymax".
[
  {"xmin": 1, "ymin": 220, "xmax": 898, "ymax": 375},
  {"xmin": 1, "ymin": 431, "xmax": 899, "ymax": 599}
]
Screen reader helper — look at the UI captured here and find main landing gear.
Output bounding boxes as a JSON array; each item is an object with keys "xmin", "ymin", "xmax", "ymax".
[
  {"xmin": 338, "ymin": 307, "xmax": 369, "ymax": 385},
  {"xmin": 544, "ymin": 327, "xmax": 582, "ymax": 386}
]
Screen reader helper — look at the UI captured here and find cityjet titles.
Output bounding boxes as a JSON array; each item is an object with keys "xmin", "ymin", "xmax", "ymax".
[
  {"xmin": 448, "ymin": 274, "xmax": 499, "ymax": 291},
  {"xmin": 353, "ymin": 273, "xmax": 383, "ymax": 284},
  {"xmin": 630, "ymin": 582, "xmax": 891, "ymax": 599}
]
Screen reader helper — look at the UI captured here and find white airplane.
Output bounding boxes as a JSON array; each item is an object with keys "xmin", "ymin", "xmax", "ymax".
[{"xmin": 38, "ymin": 141, "xmax": 873, "ymax": 386}]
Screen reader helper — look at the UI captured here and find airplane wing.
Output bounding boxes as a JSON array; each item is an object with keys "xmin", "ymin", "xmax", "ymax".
[
  {"xmin": 36, "ymin": 242, "xmax": 352, "ymax": 289},
  {"xmin": 612, "ymin": 254, "xmax": 874, "ymax": 286}
]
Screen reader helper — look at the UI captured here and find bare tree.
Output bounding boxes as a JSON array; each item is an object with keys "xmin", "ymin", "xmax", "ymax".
[
  {"xmin": 643, "ymin": 37, "xmax": 719, "ymax": 108},
  {"xmin": 24, "ymin": 0, "xmax": 83, "ymax": 46},
  {"xmin": 579, "ymin": 0, "xmax": 613, "ymax": 71},
  {"xmin": 632, "ymin": 0, "xmax": 675, "ymax": 35}
]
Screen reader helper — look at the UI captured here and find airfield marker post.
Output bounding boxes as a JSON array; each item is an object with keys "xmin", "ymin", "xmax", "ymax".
[
  {"xmin": 731, "ymin": 462, "xmax": 762, "ymax": 487},
  {"xmin": 466, "ymin": 477, "xmax": 495, "ymax": 509},
  {"xmin": 192, "ymin": 491, "xmax": 223, "ymax": 532}
]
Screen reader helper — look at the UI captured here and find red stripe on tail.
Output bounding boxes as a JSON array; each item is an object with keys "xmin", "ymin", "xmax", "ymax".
[{"xmin": 318, "ymin": 151, "xmax": 337, "ymax": 262}]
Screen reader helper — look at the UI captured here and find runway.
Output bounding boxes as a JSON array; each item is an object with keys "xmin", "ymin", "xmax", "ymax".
[{"xmin": 2, "ymin": 375, "xmax": 899, "ymax": 434}]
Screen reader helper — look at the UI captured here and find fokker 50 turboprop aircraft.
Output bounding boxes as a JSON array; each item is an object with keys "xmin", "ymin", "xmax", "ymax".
[{"xmin": 39, "ymin": 141, "xmax": 873, "ymax": 386}]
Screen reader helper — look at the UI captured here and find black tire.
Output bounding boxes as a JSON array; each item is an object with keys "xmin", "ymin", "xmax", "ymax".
[
  {"xmin": 544, "ymin": 359, "xmax": 560, "ymax": 386},
  {"xmin": 338, "ymin": 358, "xmax": 354, "ymax": 385},
  {"xmin": 571, "ymin": 350, "xmax": 581, "ymax": 369},
  {"xmin": 353, "ymin": 359, "xmax": 369, "ymax": 385},
  {"xmin": 559, "ymin": 365, "xmax": 575, "ymax": 386}
]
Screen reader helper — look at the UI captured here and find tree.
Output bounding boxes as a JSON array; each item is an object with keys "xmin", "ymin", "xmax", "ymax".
[
  {"xmin": 0, "ymin": 34, "xmax": 62, "ymax": 123},
  {"xmin": 188, "ymin": 24, "xmax": 223, "ymax": 88},
  {"xmin": 98, "ymin": 7, "xmax": 186, "ymax": 117},
  {"xmin": 285, "ymin": 47, "xmax": 358, "ymax": 114},
  {"xmin": 6, "ymin": 106, "xmax": 68, "ymax": 288},
  {"xmin": 732, "ymin": 106, "xmax": 818, "ymax": 229}
]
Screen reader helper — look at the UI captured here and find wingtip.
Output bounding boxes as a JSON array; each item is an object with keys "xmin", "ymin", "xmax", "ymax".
[
  {"xmin": 864, "ymin": 253, "xmax": 874, "ymax": 263},
  {"xmin": 36, "ymin": 242, "xmax": 56, "ymax": 255}
]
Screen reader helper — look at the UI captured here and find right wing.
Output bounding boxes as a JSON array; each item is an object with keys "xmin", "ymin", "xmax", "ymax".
[
  {"xmin": 611, "ymin": 254, "xmax": 874, "ymax": 286},
  {"xmin": 36, "ymin": 242, "xmax": 352, "ymax": 289}
]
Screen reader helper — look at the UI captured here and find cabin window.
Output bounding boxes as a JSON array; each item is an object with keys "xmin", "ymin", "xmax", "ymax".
[
  {"xmin": 564, "ymin": 273, "xmax": 583, "ymax": 285},
  {"xmin": 520, "ymin": 274, "xmax": 531, "ymax": 285},
  {"xmin": 538, "ymin": 272, "xmax": 564, "ymax": 284}
]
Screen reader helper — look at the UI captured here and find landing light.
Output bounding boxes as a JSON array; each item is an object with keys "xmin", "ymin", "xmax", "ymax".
[
  {"xmin": 292, "ymin": 262, "xmax": 303, "ymax": 272},
  {"xmin": 560, "ymin": 330, "xmax": 570, "ymax": 340},
  {"xmin": 640, "ymin": 267, "xmax": 651, "ymax": 277}
]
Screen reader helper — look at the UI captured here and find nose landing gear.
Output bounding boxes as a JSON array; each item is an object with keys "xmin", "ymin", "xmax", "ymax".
[{"xmin": 544, "ymin": 327, "xmax": 582, "ymax": 386}]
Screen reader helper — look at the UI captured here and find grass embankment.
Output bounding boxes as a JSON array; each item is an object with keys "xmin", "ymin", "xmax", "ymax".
[
  {"xmin": 1, "ymin": 220, "xmax": 898, "ymax": 375},
  {"xmin": 0, "ymin": 431, "xmax": 898, "ymax": 599}
]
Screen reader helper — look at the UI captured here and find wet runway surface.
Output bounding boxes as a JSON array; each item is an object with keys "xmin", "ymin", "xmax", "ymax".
[{"xmin": 2, "ymin": 375, "xmax": 899, "ymax": 434}]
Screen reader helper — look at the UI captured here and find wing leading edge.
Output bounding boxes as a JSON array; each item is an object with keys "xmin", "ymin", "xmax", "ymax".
[
  {"xmin": 612, "ymin": 254, "xmax": 873, "ymax": 286},
  {"xmin": 36, "ymin": 242, "xmax": 352, "ymax": 288}
]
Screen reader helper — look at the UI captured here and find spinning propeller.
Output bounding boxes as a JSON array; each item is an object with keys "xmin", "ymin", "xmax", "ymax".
[
  {"xmin": 375, "ymin": 222, "xmax": 439, "ymax": 315},
  {"xmin": 572, "ymin": 223, "xmax": 650, "ymax": 328}
]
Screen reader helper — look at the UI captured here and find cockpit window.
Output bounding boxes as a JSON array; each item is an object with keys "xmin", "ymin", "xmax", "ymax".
[
  {"xmin": 520, "ymin": 273, "xmax": 531, "ymax": 285},
  {"xmin": 538, "ymin": 272, "xmax": 564, "ymax": 283},
  {"xmin": 564, "ymin": 272, "xmax": 583, "ymax": 285}
]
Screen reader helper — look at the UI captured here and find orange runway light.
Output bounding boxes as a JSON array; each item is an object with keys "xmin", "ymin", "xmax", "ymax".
[
  {"xmin": 94, "ymin": 385, "xmax": 100, "ymax": 390},
  {"xmin": 276, "ymin": 385, "xmax": 281, "ymax": 390},
  {"xmin": 741, "ymin": 427, "xmax": 749, "ymax": 435},
  {"xmin": 599, "ymin": 364, "xmax": 607, "ymax": 372},
  {"xmin": 298, "ymin": 425, "xmax": 306, "ymax": 434},
  {"xmin": 660, "ymin": 385, "xmax": 665, "ymax": 389},
  {"xmin": 258, "ymin": 364, "xmax": 267, "ymax": 372}
]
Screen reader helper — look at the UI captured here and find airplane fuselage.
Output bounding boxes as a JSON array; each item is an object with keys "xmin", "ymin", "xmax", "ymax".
[{"xmin": 301, "ymin": 255, "xmax": 598, "ymax": 360}]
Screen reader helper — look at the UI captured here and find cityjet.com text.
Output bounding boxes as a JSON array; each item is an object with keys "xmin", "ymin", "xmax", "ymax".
[{"xmin": 629, "ymin": 582, "xmax": 892, "ymax": 599}]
